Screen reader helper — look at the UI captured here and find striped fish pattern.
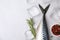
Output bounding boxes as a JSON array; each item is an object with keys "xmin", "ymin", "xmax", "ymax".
[{"xmin": 39, "ymin": 4, "xmax": 50, "ymax": 40}]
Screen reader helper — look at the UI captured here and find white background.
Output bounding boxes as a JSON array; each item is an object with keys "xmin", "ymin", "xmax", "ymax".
[{"xmin": 0, "ymin": 0, "xmax": 29, "ymax": 40}]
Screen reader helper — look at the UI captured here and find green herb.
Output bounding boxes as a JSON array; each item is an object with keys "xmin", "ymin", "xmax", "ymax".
[{"xmin": 27, "ymin": 18, "xmax": 36, "ymax": 38}]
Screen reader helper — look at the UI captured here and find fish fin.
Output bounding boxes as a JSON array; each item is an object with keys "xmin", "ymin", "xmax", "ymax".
[
  {"xmin": 44, "ymin": 4, "xmax": 50, "ymax": 14},
  {"xmin": 39, "ymin": 4, "xmax": 44, "ymax": 13}
]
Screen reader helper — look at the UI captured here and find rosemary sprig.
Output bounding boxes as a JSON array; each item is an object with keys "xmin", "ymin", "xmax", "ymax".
[{"xmin": 27, "ymin": 18, "xmax": 36, "ymax": 38}]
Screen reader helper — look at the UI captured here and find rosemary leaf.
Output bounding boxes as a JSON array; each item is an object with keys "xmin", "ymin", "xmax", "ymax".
[{"xmin": 27, "ymin": 18, "xmax": 36, "ymax": 38}]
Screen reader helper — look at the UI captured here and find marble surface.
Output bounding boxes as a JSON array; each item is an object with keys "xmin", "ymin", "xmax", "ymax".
[{"xmin": 27, "ymin": 0, "xmax": 60, "ymax": 40}]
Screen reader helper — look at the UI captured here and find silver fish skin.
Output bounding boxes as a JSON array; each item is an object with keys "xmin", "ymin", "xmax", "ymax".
[{"xmin": 39, "ymin": 4, "xmax": 50, "ymax": 40}]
